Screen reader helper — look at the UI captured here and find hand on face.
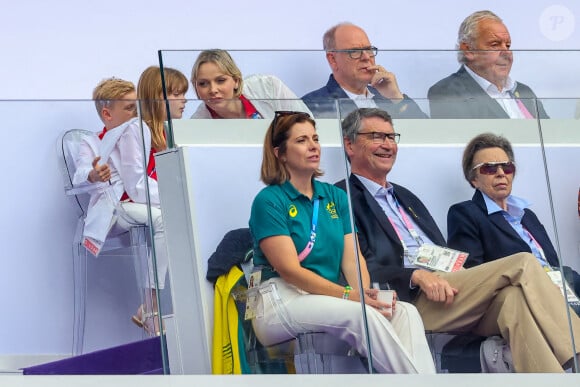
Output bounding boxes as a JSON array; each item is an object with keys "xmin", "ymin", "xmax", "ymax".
[
  {"xmin": 330, "ymin": 25, "xmax": 382, "ymax": 94},
  {"xmin": 366, "ymin": 65, "xmax": 404, "ymax": 100}
]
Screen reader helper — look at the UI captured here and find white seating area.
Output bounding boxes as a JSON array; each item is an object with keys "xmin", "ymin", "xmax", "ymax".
[
  {"xmin": 4, "ymin": 112, "xmax": 580, "ymax": 377},
  {"xmin": 156, "ymin": 118, "xmax": 580, "ymax": 374},
  {"xmin": 3, "ymin": 1, "xmax": 580, "ymax": 384}
]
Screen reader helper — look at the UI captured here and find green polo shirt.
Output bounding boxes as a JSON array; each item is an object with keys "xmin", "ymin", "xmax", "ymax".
[{"xmin": 249, "ymin": 179, "xmax": 352, "ymax": 283}]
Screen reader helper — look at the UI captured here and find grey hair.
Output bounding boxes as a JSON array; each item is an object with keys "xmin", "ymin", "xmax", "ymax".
[
  {"xmin": 341, "ymin": 108, "xmax": 393, "ymax": 142},
  {"xmin": 323, "ymin": 22, "xmax": 357, "ymax": 50},
  {"xmin": 456, "ymin": 10, "xmax": 503, "ymax": 63},
  {"xmin": 462, "ymin": 132, "xmax": 515, "ymax": 187}
]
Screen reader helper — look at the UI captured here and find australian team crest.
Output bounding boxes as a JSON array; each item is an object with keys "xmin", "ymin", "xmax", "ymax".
[{"xmin": 326, "ymin": 202, "xmax": 338, "ymax": 219}]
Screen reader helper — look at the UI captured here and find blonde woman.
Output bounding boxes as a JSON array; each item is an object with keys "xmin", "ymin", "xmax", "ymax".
[{"xmin": 191, "ymin": 49, "xmax": 311, "ymax": 119}]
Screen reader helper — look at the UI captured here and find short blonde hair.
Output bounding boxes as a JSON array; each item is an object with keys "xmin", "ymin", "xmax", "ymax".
[
  {"xmin": 137, "ymin": 66, "xmax": 188, "ymax": 151},
  {"xmin": 92, "ymin": 78, "xmax": 135, "ymax": 120},
  {"xmin": 191, "ymin": 49, "xmax": 244, "ymax": 98}
]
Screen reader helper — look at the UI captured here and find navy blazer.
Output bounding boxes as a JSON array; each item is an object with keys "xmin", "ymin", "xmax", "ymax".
[
  {"xmin": 427, "ymin": 66, "xmax": 549, "ymax": 119},
  {"xmin": 302, "ymin": 74, "xmax": 428, "ymax": 119},
  {"xmin": 447, "ymin": 189, "xmax": 559, "ymax": 268},
  {"xmin": 336, "ymin": 175, "xmax": 446, "ymax": 302}
]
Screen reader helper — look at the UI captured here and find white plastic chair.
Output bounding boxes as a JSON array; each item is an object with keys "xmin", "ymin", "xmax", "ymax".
[{"xmin": 57, "ymin": 128, "xmax": 152, "ymax": 355}]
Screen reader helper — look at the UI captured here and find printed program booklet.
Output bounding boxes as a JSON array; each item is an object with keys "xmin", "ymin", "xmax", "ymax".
[{"xmin": 413, "ymin": 244, "xmax": 469, "ymax": 272}]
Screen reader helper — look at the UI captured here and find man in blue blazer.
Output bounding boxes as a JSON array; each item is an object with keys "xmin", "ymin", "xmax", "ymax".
[
  {"xmin": 336, "ymin": 177, "xmax": 445, "ymax": 303},
  {"xmin": 336, "ymin": 107, "xmax": 580, "ymax": 372},
  {"xmin": 428, "ymin": 10, "xmax": 548, "ymax": 119},
  {"xmin": 302, "ymin": 22, "xmax": 427, "ymax": 119}
]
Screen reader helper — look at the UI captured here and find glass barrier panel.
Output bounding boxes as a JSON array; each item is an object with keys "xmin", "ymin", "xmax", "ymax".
[
  {"xmin": 158, "ymin": 48, "xmax": 580, "ymax": 121},
  {"xmin": 153, "ymin": 97, "xmax": 382, "ymax": 374},
  {"xmin": 133, "ymin": 103, "xmax": 171, "ymax": 374},
  {"xmin": 157, "ymin": 49, "xmax": 580, "ymax": 374},
  {"xmin": 538, "ymin": 98, "xmax": 580, "ymax": 369},
  {"xmin": 4, "ymin": 49, "xmax": 580, "ymax": 379},
  {"xmin": 410, "ymin": 96, "xmax": 577, "ymax": 373},
  {"xmin": 0, "ymin": 99, "xmax": 168, "ymax": 375}
]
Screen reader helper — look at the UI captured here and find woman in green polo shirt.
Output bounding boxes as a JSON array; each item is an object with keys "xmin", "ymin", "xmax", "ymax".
[{"xmin": 248, "ymin": 111, "xmax": 435, "ymax": 373}]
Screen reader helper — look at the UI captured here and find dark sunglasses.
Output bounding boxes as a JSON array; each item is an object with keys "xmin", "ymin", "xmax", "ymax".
[
  {"xmin": 472, "ymin": 161, "xmax": 516, "ymax": 175},
  {"xmin": 270, "ymin": 110, "xmax": 311, "ymax": 146}
]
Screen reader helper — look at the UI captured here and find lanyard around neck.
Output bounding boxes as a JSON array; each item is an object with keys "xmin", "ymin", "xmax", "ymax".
[
  {"xmin": 389, "ymin": 195, "xmax": 423, "ymax": 246},
  {"xmin": 297, "ymin": 198, "xmax": 319, "ymax": 262},
  {"xmin": 387, "ymin": 216, "xmax": 409, "ymax": 257},
  {"xmin": 386, "ymin": 194, "xmax": 423, "ymax": 258},
  {"xmin": 522, "ymin": 227, "xmax": 548, "ymax": 265}
]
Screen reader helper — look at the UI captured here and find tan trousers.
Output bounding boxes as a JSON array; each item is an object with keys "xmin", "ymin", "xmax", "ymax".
[{"xmin": 414, "ymin": 253, "xmax": 580, "ymax": 373}]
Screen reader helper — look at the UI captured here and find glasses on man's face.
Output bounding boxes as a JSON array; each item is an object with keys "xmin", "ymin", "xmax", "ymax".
[
  {"xmin": 357, "ymin": 131, "xmax": 400, "ymax": 144},
  {"xmin": 330, "ymin": 46, "xmax": 378, "ymax": 60},
  {"xmin": 271, "ymin": 110, "xmax": 311, "ymax": 146},
  {"xmin": 472, "ymin": 161, "xmax": 516, "ymax": 175}
]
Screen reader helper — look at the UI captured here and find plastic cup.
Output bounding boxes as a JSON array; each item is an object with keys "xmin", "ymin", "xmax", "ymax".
[{"xmin": 377, "ymin": 290, "xmax": 395, "ymax": 306}]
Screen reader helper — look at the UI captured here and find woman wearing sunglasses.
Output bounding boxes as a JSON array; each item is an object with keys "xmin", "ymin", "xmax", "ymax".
[
  {"xmin": 447, "ymin": 133, "xmax": 580, "ymax": 305},
  {"xmin": 190, "ymin": 49, "xmax": 311, "ymax": 119},
  {"xmin": 248, "ymin": 111, "xmax": 435, "ymax": 373}
]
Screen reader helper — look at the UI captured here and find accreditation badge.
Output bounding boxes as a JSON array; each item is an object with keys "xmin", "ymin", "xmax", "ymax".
[
  {"xmin": 413, "ymin": 244, "xmax": 469, "ymax": 272},
  {"xmin": 244, "ymin": 271, "xmax": 262, "ymax": 320},
  {"xmin": 545, "ymin": 269, "xmax": 580, "ymax": 304}
]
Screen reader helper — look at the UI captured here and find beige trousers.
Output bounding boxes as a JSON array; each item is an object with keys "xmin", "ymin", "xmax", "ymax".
[{"xmin": 414, "ymin": 252, "xmax": 580, "ymax": 373}]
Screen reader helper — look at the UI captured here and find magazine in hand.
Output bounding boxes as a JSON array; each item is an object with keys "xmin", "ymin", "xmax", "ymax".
[{"xmin": 413, "ymin": 244, "xmax": 469, "ymax": 272}]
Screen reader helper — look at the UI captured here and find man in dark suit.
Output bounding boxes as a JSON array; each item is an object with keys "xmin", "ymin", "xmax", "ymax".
[
  {"xmin": 336, "ymin": 107, "xmax": 580, "ymax": 372},
  {"xmin": 428, "ymin": 10, "xmax": 548, "ymax": 119},
  {"xmin": 302, "ymin": 22, "xmax": 427, "ymax": 119}
]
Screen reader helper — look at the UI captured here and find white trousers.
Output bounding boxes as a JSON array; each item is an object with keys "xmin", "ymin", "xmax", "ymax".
[
  {"xmin": 252, "ymin": 277, "xmax": 435, "ymax": 374},
  {"xmin": 117, "ymin": 202, "xmax": 168, "ymax": 289}
]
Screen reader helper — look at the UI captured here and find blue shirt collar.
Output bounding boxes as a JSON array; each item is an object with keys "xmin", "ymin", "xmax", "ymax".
[
  {"xmin": 481, "ymin": 190, "xmax": 530, "ymax": 218},
  {"xmin": 354, "ymin": 174, "xmax": 392, "ymax": 196}
]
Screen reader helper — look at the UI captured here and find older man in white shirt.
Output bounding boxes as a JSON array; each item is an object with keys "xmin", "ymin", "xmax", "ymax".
[{"xmin": 428, "ymin": 10, "xmax": 548, "ymax": 119}]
